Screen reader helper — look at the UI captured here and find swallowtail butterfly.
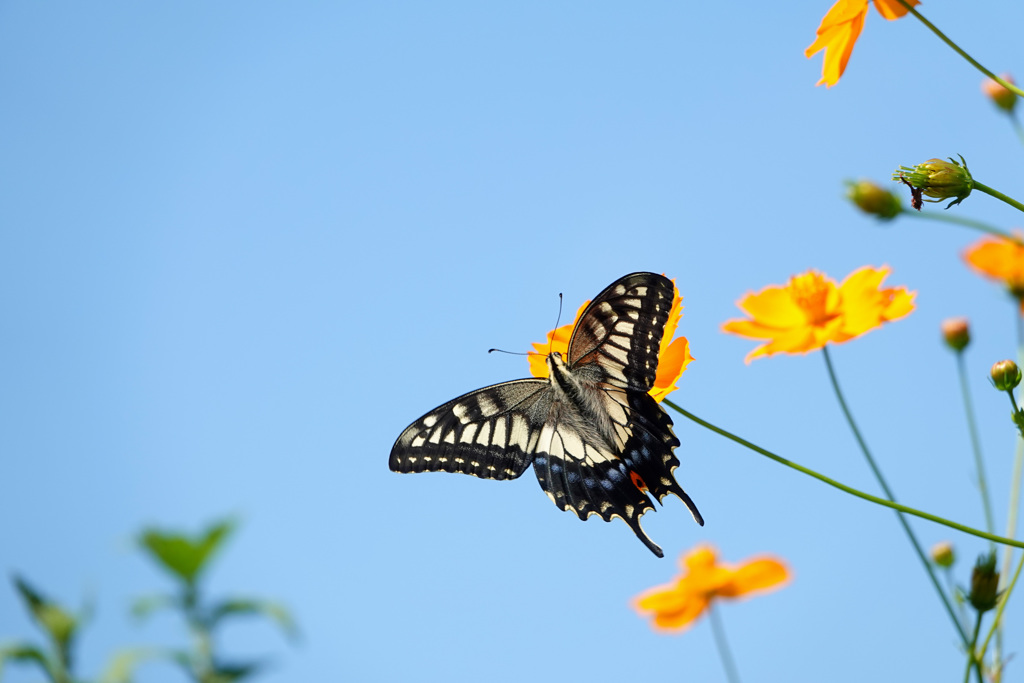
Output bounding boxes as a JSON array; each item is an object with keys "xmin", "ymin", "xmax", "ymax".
[{"xmin": 389, "ymin": 272, "xmax": 703, "ymax": 557}]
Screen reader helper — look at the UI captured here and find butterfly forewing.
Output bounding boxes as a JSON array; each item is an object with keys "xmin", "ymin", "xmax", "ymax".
[
  {"xmin": 390, "ymin": 379, "xmax": 550, "ymax": 480},
  {"xmin": 566, "ymin": 272, "xmax": 675, "ymax": 392}
]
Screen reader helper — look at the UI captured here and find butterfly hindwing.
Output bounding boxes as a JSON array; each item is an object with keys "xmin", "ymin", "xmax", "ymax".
[
  {"xmin": 531, "ymin": 406, "xmax": 662, "ymax": 556},
  {"xmin": 390, "ymin": 379, "xmax": 551, "ymax": 480}
]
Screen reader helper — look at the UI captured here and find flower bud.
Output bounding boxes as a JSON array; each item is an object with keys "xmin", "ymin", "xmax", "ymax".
[
  {"xmin": 968, "ymin": 551, "xmax": 1000, "ymax": 613},
  {"xmin": 892, "ymin": 156, "xmax": 973, "ymax": 209},
  {"xmin": 846, "ymin": 180, "xmax": 901, "ymax": 220},
  {"xmin": 941, "ymin": 318, "xmax": 970, "ymax": 352},
  {"xmin": 982, "ymin": 74, "xmax": 1018, "ymax": 114},
  {"xmin": 991, "ymin": 360, "xmax": 1022, "ymax": 391},
  {"xmin": 930, "ymin": 541, "xmax": 955, "ymax": 568}
]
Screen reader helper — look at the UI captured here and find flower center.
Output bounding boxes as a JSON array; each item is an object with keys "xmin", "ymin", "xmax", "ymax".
[{"xmin": 788, "ymin": 271, "xmax": 835, "ymax": 326}]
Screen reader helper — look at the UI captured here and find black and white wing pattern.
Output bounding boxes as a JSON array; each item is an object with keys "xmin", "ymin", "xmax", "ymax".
[{"xmin": 389, "ymin": 272, "xmax": 703, "ymax": 557}]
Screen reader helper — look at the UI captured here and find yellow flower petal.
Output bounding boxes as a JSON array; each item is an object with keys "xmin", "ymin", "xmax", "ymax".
[
  {"xmin": 719, "ymin": 558, "xmax": 791, "ymax": 598},
  {"xmin": 650, "ymin": 337, "xmax": 693, "ymax": 403},
  {"xmin": 963, "ymin": 234, "xmax": 1024, "ymax": 299},
  {"xmin": 874, "ymin": 0, "xmax": 919, "ymax": 20},
  {"xmin": 735, "ymin": 287, "xmax": 807, "ymax": 327},
  {"xmin": 805, "ymin": 0, "xmax": 868, "ymax": 87}
]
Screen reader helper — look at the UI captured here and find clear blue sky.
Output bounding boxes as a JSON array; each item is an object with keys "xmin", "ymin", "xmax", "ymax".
[{"xmin": 3, "ymin": 2, "xmax": 1024, "ymax": 681}]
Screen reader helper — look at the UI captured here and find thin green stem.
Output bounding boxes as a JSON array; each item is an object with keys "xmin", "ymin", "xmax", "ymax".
[
  {"xmin": 895, "ymin": 1, "xmax": 1024, "ymax": 99},
  {"xmin": 942, "ymin": 567, "xmax": 969, "ymax": 633},
  {"xmin": 979, "ymin": 552, "xmax": 1024, "ymax": 664},
  {"xmin": 963, "ymin": 614, "xmax": 983, "ymax": 683},
  {"xmin": 957, "ymin": 352, "xmax": 996, "ymax": 540},
  {"xmin": 974, "ymin": 181, "xmax": 1024, "ymax": 215},
  {"xmin": 1011, "ymin": 114, "xmax": 1024, "ymax": 149},
  {"xmin": 665, "ymin": 399, "xmax": 1024, "ymax": 558},
  {"xmin": 996, "ymin": 310, "xmax": 1024, "ymax": 672},
  {"xmin": 820, "ymin": 347, "xmax": 964, "ymax": 642},
  {"xmin": 900, "ymin": 209, "xmax": 1020, "ymax": 243},
  {"xmin": 707, "ymin": 604, "xmax": 741, "ymax": 683}
]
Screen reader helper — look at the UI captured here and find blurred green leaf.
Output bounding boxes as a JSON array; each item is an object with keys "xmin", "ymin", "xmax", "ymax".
[
  {"xmin": 99, "ymin": 647, "xmax": 167, "ymax": 683},
  {"xmin": 0, "ymin": 643, "xmax": 55, "ymax": 680},
  {"xmin": 12, "ymin": 576, "xmax": 78, "ymax": 652},
  {"xmin": 210, "ymin": 661, "xmax": 263, "ymax": 683},
  {"xmin": 138, "ymin": 519, "xmax": 236, "ymax": 586},
  {"xmin": 129, "ymin": 594, "xmax": 177, "ymax": 621},
  {"xmin": 209, "ymin": 600, "xmax": 299, "ymax": 642}
]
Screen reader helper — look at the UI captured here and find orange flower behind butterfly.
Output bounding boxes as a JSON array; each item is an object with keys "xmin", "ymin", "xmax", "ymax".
[
  {"xmin": 722, "ymin": 266, "xmax": 915, "ymax": 363},
  {"xmin": 805, "ymin": 0, "xmax": 919, "ymax": 88},
  {"xmin": 527, "ymin": 279, "xmax": 693, "ymax": 402},
  {"xmin": 633, "ymin": 545, "xmax": 790, "ymax": 632},
  {"xmin": 963, "ymin": 233, "xmax": 1024, "ymax": 310}
]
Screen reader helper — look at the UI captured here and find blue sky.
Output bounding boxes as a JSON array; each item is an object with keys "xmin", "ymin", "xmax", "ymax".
[{"xmin": 3, "ymin": 2, "xmax": 1024, "ymax": 681}]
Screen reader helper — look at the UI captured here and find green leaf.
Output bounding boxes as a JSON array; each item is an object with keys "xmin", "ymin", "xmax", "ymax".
[
  {"xmin": 12, "ymin": 576, "xmax": 78, "ymax": 652},
  {"xmin": 99, "ymin": 647, "xmax": 167, "ymax": 683},
  {"xmin": 208, "ymin": 600, "xmax": 300, "ymax": 642},
  {"xmin": 209, "ymin": 661, "xmax": 264, "ymax": 683},
  {"xmin": 0, "ymin": 643, "xmax": 56, "ymax": 680},
  {"xmin": 137, "ymin": 519, "xmax": 236, "ymax": 586},
  {"xmin": 129, "ymin": 594, "xmax": 177, "ymax": 621}
]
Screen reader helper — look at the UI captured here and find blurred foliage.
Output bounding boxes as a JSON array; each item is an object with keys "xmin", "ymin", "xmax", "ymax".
[{"xmin": 1, "ymin": 519, "xmax": 296, "ymax": 683}]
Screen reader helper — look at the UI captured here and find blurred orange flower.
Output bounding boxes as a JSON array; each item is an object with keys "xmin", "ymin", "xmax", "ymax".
[
  {"xmin": 805, "ymin": 0, "xmax": 919, "ymax": 88},
  {"xmin": 528, "ymin": 279, "xmax": 692, "ymax": 402},
  {"xmin": 963, "ymin": 233, "xmax": 1024, "ymax": 310},
  {"xmin": 633, "ymin": 545, "xmax": 789, "ymax": 632},
  {"xmin": 722, "ymin": 266, "xmax": 915, "ymax": 363}
]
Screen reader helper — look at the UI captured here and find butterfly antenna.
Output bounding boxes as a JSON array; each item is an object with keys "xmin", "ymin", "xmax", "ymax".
[{"xmin": 547, "ymin": 293, "xmax": 563, "ymax": 357}]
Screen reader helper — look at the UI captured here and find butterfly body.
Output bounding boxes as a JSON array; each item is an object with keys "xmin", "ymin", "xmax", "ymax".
[{"xmin": 389, "ymin": 272, "xmax": 703, "ymax": 557}]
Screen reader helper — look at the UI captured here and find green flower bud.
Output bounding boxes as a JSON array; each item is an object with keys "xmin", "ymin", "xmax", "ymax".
[
  {"xmin": 968, "ymin": 551, "xmax": 1000, "ymax": 613},
  {"xmin": 930, "ymin": 541, "xmax": 955, "ymax": 568},
  {"xmin": 892, "ymin": 155, "xmax": 973, "ymax": 209},
  {"xmin": 982, "ymin": 74, "xmax": 1018, "ymax": 114},
  {"xmin": 845, "ymin": 180, "xmax": 902, "ymax": 220},
  {"xmin": 991, "ymin": 359, "xmax": 1022, "ymax": 391},
  {"xmin": 941, "ymin": 318, "xmax": 970, "ymax": 352}
]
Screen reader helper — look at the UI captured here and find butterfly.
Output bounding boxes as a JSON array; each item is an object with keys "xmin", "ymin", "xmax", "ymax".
[{"xmin": 389, "ymin": 272, "xmax": 703, "ymax": 557}]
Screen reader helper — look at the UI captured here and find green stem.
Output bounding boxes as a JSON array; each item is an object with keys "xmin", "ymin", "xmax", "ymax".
[
  {"xmin": 707, "ymin": 604, "xmax": 741, "ymax": 683},
  {"xmin": 900, "ymin": 208, "xmax": 1020, "ymax": 243},
  {"xmin": 974, "ymin": 181, "xmax": 1024, "ymax": 214},
  {"xmin": 956, "ymin": 351, "xmax": 996, "ymax": 540},
  {"xmin": 996, "ymin": 309, "xmax": 1024, "ymax": 673},
  {"xmin": 895, "ymin": 1, "xmax": 1024, "ymax": 99},
  {"xmin": 821, "ymin": 347, "xmax": 966, "ymax": 645},
  {"xmin": 942, "ymin": 567, "xmax": 969, "ymax": 633},
  {"xmin": 979, "ymin": 552, "xmax": 1024, "ymax": 666},
  {"xmin": 1011, "ymin": 113, "xmax": 1024, "ymax": 149},
  {"xmin": 963, "ymin": 614, "xmax": 983, "ymax": 683},
  {"xmin": 664, "ymin": 400, "xmax": 1024, "ymax": 546}
]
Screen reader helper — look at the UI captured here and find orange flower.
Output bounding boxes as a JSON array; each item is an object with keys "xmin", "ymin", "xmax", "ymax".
[
  {"xmin": 722, "ymin": 266, "xmax": 915, "ymax": 363},
  {"xmin": 962, "ymin": 233, "xmax": 1024, "ymax": 308},
  {"xmin": 527, "ymin": 279, "xmax": 692, "ymax": 402},
  {"xmin": 805, "ymin": 0, "xmax": 919, "ymax": 88},
  {"xmin": 982, "ymin": 74, "xmax": 1017, "ymax": 113},
  {"xmin": 633, "ymin": 545, "xmax": 789, "ymax": 632}
]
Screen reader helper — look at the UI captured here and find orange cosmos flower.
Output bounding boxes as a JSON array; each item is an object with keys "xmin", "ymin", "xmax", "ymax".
[
  {"xmin": 805, "ymin": 0, "xmax": 919, "ymax": 88},
  {"xmin": 722, "ymin": 266, "xmax": 915, "ymax": 363},
  {"xmin": 528, "ymin": 279, "xmax": 693, "ymax": 402},
  {"xmin": 962, "ymin": 233, "xmax": 1024, "ymax": 309},
  {"xmin": 633, "ymin": 544, "xmax": 789, "ymax": 633}
]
